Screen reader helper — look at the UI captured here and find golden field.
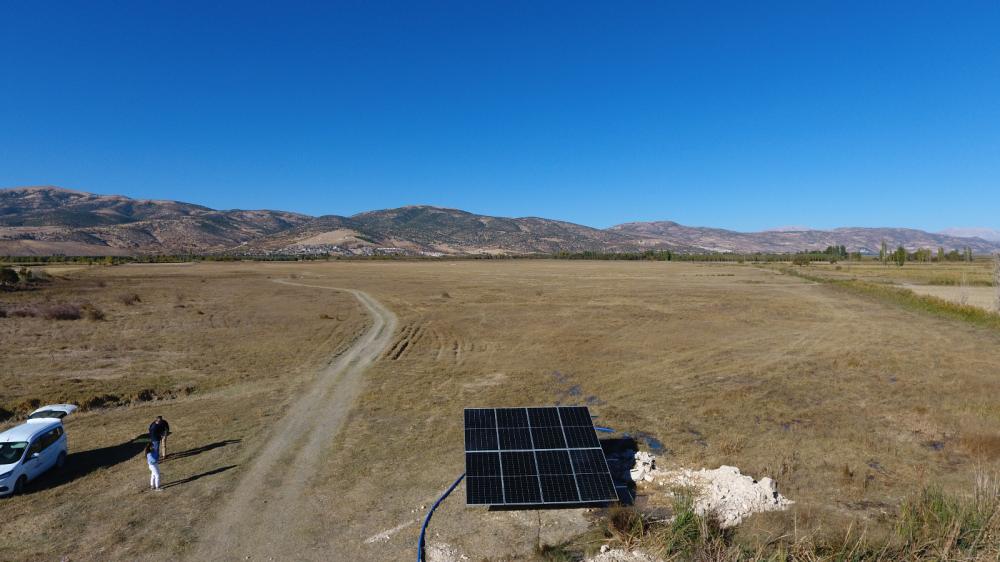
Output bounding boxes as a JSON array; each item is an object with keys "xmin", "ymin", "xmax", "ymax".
[{"xmin": 2, "ymin": 260, "xmax": 1000, "ymax": 560}]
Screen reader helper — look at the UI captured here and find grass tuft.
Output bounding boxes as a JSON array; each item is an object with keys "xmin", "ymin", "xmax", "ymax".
[{"xmin": 586, "ymin": 472, "xmax": 1000, "ymax": 561}]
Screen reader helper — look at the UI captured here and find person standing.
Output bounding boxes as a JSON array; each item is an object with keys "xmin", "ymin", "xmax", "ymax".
[
  {"xmin": 145, "ymin": 442, "xmax": 161, "ymax": 491},
  {"xmin": 148, "ymin": 416, "xmax": 171, "ymax": 458}
]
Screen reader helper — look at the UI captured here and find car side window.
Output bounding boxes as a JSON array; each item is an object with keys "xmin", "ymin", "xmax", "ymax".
[
  {"xmin": 36, "ymin": 428, "xmax": 60, "ymax": 451},
  {"xmin": 26, "ymin": 439, "xmax": 43, "ymax": 458}
]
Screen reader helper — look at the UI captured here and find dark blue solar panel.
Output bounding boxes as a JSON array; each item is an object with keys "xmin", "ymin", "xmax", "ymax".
[
  {"xmin": 498, "ymin": 428, "xmax": 533, "ymax": 450},
  {"xmin": 466, "ymin": 452, "xmax": 500, "ymax": 477},
  {"xmin": 464, "ymin": 406, "xmax": 617, "ymax": 506},
  {"xmin": 496, "ymin": 408, "xmax": 529, "ymax": 427},
  {"xmin": 528, "ymin": 407, "xmax": 561, "ymax": 427},
  {"xmin": 465, "ymin": 429, "xmax": 498, "ymax": 451},
  {"xmin": 503, "ymin": 476, "xmax": 542, "ymax": 504},
  {"xmin": 563, "ymin": 426, "xmax": 601, "ymax": 448},
  {"xmin": 501, "ymin": 451, "xmax": 537, "ymax": 476},
  {"xmin": 558, "ymin": 406, "xmax": 593, "ymax": 426},
  {"xmin": 531, "ymin": 426, "xmax": 567, "ymax": 449},
  {"xmin": 576, "ymin": 473, "xmax": 618, "ymax": 502},
  {"xmin": 539, "ymin": 474, "xmax": 579, "ymax": 503},
  {"xmin": 570, "ymin": 449, "xmax": 609, "ymax": 474},
  {"xmin": 467, "ymin": 476, "xmax": 504, "ymax": 504},
  {"xmin": 535, "ymin": 450, "xmax": 573, "ymax": 475},
  {"xmin": 465, "ymin": 408, "xmax": 496, "ymax": 429}
]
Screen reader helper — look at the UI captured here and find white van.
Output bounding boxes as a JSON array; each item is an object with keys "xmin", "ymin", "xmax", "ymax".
[{"xmin": 0, "ymin": 404, "xmax": 77, "ymax": 496}]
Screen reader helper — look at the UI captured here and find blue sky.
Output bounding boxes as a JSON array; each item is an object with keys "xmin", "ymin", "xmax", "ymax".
[{"xmin": 2, "ymin": 1, "xmax": 998, "ymax": 231}]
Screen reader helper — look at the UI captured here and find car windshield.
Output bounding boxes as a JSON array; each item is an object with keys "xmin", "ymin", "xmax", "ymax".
[
  {"xmin": 28, "ymin": 410, "xmax": 66, "ymax": 419},
  {"xmin": 0, "ymin": 442, "xmax": 28, "ymax": 464}
]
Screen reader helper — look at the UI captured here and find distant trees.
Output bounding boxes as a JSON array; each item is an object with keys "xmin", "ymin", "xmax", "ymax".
[
  {"xmin": 937, "ymin": 247, "xmax": 945, "ymax": 262},
  {"xmin": 912, "ymin": 248, "xmax": 933, "ymax": 262},
  {"xmin": 894, "ymin": 245, "xmax": 907, "ymax": 267},
  {"xmin": 822, "ymin": 245, "xmax": 848, "ymax": 263},
  {"xmin": 880, "ymin": 240, "xmax": 889, "ymax": 265}
]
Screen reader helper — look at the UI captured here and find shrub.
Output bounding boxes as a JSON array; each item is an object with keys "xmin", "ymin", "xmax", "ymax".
[
  {"xmin": 82, "ymin": 303, "xmax": 106, "ymax": 321},
  {"xmin": 41, "ymin": 303, "xmax": 82, "ymax": 320},
  {"xmin": 604, "ymin": 506, "xmax": 647, "ymax": 549},
  {"xmin": 15, "ymin": 398, "xmax": 41, "ymax": 414},
  {"xmin": 119, "ymin": 293, "xmax": 141, "ymax": 306},
  {"xmin": 83, "ymin": 394, "xmax": 122, "ymax": 410},
  {"xmin": 0, "ymin": 266, "xmax": 18, "ymax": 287},
  {"xmin": 6, "ymin": 303, "xmax": 83, "ymax": 320}
]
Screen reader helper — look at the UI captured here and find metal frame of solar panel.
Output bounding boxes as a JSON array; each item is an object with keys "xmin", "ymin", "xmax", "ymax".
[{"xmin": 464, "ymin": 406, "xmax": 619, "ymax": 506}]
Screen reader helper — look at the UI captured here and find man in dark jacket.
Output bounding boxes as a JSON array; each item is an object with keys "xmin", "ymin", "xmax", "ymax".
[{"xmin": 148, "ymin": 416, "xmax": 171, "ymax": 458}]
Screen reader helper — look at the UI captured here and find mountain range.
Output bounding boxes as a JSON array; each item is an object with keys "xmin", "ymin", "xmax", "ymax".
[{"xmin": 1, "ymin": 186, "xmax": 998, "ymax": 257}]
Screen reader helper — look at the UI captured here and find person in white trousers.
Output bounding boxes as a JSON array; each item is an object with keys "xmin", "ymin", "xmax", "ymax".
[{"xmin": 145, "ymin": 442, "xmax": 161, "ymax": 491}]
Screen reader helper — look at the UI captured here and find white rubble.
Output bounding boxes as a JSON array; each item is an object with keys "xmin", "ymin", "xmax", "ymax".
[
  {"xmin": 634, "ymin": 455, "xmax": 792, "ymax": 528},
  {"xmin": 426, "ymin": 542, "xmax": 469, "ymax": 562},
  {"xmin": 586, "ymin": 547, "xmax": 664, "ymax": 562},
  {"xmin": 629, "ymin": 451, "xmax": 657, "ymax": 483}
]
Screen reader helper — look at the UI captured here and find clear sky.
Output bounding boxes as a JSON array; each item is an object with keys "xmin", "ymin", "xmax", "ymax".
[{"xmin": 2, "ymin": 1, "xmax": 998, "ymax": 231}]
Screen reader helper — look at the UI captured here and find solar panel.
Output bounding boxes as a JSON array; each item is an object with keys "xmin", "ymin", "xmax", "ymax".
[{"xmin": 464, "ymin": 406, "xmax": 619, "ymax": 506}]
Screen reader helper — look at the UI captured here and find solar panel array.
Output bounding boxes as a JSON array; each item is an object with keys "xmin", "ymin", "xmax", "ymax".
[{"xmin": 464, "ymin": 406, "xmax": 619, "ymax": 506}]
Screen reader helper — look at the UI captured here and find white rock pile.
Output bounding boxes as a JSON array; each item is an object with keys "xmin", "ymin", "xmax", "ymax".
[
  {"xmin": 586, "ymin": 546, "xmax": 664, "ymax": 562},
  {"xmin": 633, "ymin": 455, "xmax": 792, "ymax": 528},
  {"xmin": 629, "ymin": 451, "xmax": 657, "ymax": 483}
]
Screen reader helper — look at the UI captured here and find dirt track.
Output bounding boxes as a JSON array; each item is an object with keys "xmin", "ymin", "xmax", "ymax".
[{"xmin": 188, "ymin": 280, "xmax": 397, "ymax": 561}]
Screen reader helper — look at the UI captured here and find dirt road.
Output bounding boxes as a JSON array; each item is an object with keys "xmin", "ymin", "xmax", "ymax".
[{"xmin": 189, "ymin": 281, "xmax": 397, "ymax": 561}]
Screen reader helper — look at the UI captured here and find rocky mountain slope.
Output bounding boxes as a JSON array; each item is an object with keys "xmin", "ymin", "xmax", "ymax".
[
  {"xmin": 610, "ymin": 221, "xmax": 1000, "ymax": 255},
  {"xmin": 0, "ymin": 186, "xmax": 310, "ymax": 255},
  {"xmin": 1, "ymin": 186, "xmax": 997, "ymax": 256},
  {"xmin": 258, "ymin": 206, "xmax": 648, "ymax": 255}
]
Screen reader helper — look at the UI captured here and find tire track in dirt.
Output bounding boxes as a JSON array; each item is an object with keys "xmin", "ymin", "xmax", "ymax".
[{"xmin": 188, "ymin": 280, "xmax": 397, "ymax": 561}]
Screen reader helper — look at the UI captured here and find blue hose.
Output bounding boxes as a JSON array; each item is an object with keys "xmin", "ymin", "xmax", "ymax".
[
  {"xmin": 418, "ymin": 472, "xmax": 466, "ymax": 562},
  {"xmin": 595, "ymin": 426, "xmax": 615, "ymax": 433}
]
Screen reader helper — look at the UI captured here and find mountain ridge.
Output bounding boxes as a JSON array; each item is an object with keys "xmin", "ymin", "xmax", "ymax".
[{"xmin": 1, "ymin": 186, "xmax": 997, "ymax": 256}]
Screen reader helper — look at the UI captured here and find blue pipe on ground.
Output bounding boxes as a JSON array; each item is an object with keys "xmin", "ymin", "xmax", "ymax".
[{"xmin": 418, "ymin": 472, "xmax": 466, "ymax": 562}]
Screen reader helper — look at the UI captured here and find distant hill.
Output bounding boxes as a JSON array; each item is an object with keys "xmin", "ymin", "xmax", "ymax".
[
  {"xmin": 940, "ymin": 227, "xmax": 1000, "ymax": 243},
  {"xmin": 1, "ymin": 186, "xmax": 997, "ymax": 256},
  {"xmin": 609, "ymin": 221, "xmax": 1000, "ymax": 255},
  {"xmin": 258, "ymin": 206, "xmax": 647, "ymax": 255},
  {"xmin": 0, "ymin": 186, "xmax": 310, "ymax": 255}
]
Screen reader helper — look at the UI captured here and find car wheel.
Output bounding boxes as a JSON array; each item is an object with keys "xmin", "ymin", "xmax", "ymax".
[
  {"xmin": 56, "ymin": 451, "xmax": 67, "ymax": 469},
  {"xmin": 13, "ymin": 476, "xmax": 26, "ymax": 496}
]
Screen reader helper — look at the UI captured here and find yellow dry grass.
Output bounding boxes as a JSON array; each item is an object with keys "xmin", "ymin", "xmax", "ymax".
[{"xmin": 3, "ymin": 260, "xmax": 1000, "ymax": 561}]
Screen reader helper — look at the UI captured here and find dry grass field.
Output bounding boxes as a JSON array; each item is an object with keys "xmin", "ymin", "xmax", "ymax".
[
  {"xmin": 3, "ymin": 260, "xmax": 1000, "ymax": 560},
  {"xmin": 803, "ymin": 261, "xmax": 996, "ymax": 287},
  {"xmin": 792, "ymin": 261, "xmax": 999, "ymax": 315}
]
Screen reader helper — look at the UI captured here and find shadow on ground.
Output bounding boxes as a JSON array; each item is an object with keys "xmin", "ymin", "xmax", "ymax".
[
  {"xmin": 165, "ymin": 439, "xmax": 241, "ymax": 461},
  {"xmin": 162, "ymin": 465, "xmax": 237, "ymax": 489},
  {"xmin": 23, "ymin": 436, "xmax": 243, "ymax": 495},
  {"xmin": 23, "ymin": 433, "xmax": 150, "ymax": 495}
]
